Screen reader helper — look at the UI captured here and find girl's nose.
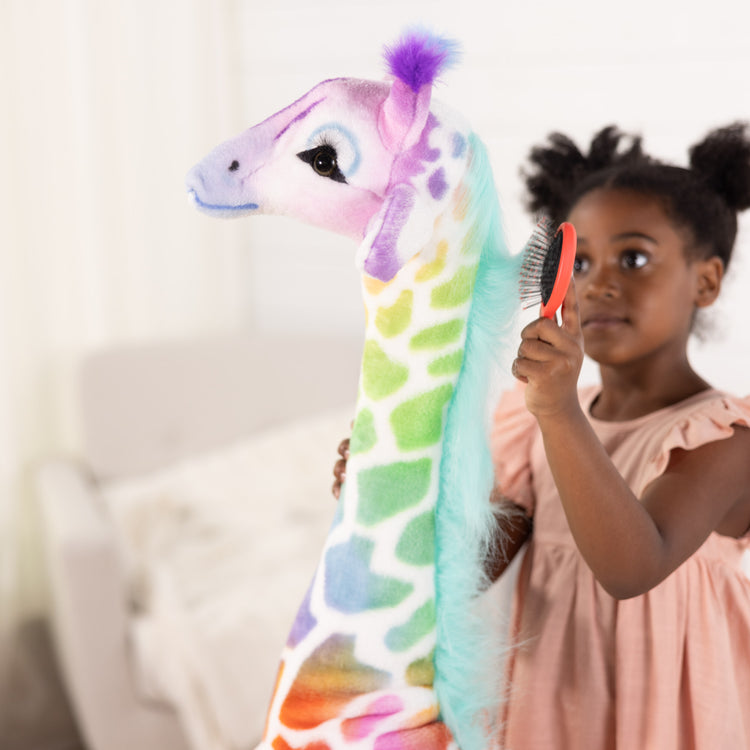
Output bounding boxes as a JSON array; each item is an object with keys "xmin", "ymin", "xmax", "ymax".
[{"xmin": 582, "ymin": 265, "xmax": 619, "ymax": 299}]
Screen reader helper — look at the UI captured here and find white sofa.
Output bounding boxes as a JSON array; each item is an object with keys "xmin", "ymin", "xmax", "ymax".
[{"xmin": 35, "ymin": 331, "xmax": 363, "ymax": 750}]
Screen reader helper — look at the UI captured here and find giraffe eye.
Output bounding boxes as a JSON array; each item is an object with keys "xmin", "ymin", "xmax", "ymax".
[
  {"xmin": 313, "ymin": 148, "xmax": 335, "ymax": 176},
  {"xmin": 297, "ymin": 144, "xmax": 347, "ymax": 183}
]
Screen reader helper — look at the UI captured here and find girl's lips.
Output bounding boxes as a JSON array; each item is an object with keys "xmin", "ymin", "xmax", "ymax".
[{"xmin": 582, "ymin": 315, "xmax": 628, "ymax": 329}]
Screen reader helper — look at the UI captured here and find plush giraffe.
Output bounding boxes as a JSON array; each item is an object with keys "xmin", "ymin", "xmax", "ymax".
[{"xmin": 186, "ymin": 30, "xmax": 521, "ymax": 750}]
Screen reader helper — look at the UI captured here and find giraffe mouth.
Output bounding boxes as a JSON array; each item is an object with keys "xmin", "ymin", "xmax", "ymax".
[{"xmin": 187, "ymin": 189, "xmax": 260, "ymax": 215}]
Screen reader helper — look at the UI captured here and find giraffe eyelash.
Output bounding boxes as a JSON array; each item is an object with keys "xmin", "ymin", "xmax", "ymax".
[{"xmin": 310, "ymin": 134, "xmax": 339, "ymax": 150}]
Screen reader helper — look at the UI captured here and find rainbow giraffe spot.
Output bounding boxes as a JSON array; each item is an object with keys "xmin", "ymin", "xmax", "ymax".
[
  {"xmin": 415, "ymin": 239, "xmax": 449, "ymax": 282},
  {"xmin": 460, "ymin": 224, "xmax": 482, "ymax": 256},
  {"xmin": 451, "ymin": 131, "xmax": 467, "ymax": 158},
  {"xmin": 375, "ymin": 290, "xmax": 413, "ymax": 338},
  {"xmin": 385, "ymin": 599, "xmax": 435, "ymax": 651},
  {"xmin": 349, "ymin": 408, "xmax": 377, "ymax": 454},
  {"xmin": 427, "ymin": 350, "xmax": 463, "ymax": 377},
  {"xmin": 272, "ymin": 738, "xmax": 330, "ymax": 750},
  {"xmin": 430, "ymin": 264, "xmax": 477, "ymax": 308},
  {"xmin": 356, "ymin": 458, "xmax": 432, "ymax": 526},
  {"xmin": 406, "ymin": 653, "xmax": 435, "ymax": 686},
  {"xmin": 279, "ymin": 634, "xmax": 390, "ymax": 730},
  {"xmin": 409, "ymin": 319, "xmax": 464, "ymax": 350},
  {"xmin": 362, "ymin": 340, "xmax": 409, "ymax": 399},
  {"xmin": 286, "ymin": 582, "xmax": 317, "ymax": 648},
  {"xmin": 363, "ymin": 274, "xmax": 389, "ymax": 296},
  {"xmin": 373, "ymin": 721, "xmax": 452, "ymax": 750},
  {"xmin": 452, "ymin": 182, "xmax": 470, "ymax": 222},
  {"xmin": 325, "ymin": 536, "xmax": 413, "ymax": 612},
  {"xmin": 395, "ymin": 511, "xmax": 434, "ymax": 566},
  {"xmin": 341, "ymin": 695, "xmax": 404, "ymax": 740},
  {"xmin": 390, "ymin": 384, "xmax": 454, "ymax": 451}
]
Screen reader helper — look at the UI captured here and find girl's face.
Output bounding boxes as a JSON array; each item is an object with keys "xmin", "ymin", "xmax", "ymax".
[{"xmin": 568, "ymin": 187, "xmax": 716, "ymax": 369}]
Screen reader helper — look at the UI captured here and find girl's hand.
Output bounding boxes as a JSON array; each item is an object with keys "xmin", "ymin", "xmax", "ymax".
[
  {"xmin": 512, "ymin": 278, "xmax": 584, "ymax": 419},
  {"xmin": 331, "ymin": 437, "xmax": 350, "ymax": 499}
]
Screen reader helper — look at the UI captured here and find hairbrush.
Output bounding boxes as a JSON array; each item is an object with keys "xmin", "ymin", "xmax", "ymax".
[{"xmin": 519, "ymin": 216, "xmax": 577, "ymax": 319}]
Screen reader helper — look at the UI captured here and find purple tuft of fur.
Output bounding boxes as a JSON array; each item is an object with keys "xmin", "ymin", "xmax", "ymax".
[{"xmin": 383, "ymin": 29, "xmax": 460, "ymax": 92}]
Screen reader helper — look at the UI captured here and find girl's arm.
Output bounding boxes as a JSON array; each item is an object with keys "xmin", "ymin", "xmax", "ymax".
[
  {"xmin": 513, "ymin": 282, "xmax": 750, "ymax": 599},
  {"xmin": 484, "ymin": 493, "xmax": 532, "ymax": 584}
]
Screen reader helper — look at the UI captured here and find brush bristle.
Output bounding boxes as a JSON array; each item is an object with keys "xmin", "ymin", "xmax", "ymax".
[{"xmin": 518, "ymin": 215, "xmax": 563, "ymax": 308}]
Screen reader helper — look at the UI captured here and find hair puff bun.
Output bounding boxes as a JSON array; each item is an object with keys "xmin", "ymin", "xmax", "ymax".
[{"xmin": 689, "ymin": 122, "xmax": 750, "ymax": 212}]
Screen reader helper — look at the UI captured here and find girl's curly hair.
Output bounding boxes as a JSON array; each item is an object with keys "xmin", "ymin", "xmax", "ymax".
[{"xmin": 522, "ymin": 123, "xmax": 750, "ymax": 270}]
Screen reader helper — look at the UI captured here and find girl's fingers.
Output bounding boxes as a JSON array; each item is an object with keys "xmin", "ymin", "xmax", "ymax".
[
  {"xmin": 337, "ymin": 438, "xmax": 350, "ymax": 459},
  {"xmin": 560, "ymin": 277, "xmax": 582, "ymax": 339},
  {"xmin": 520, "ymin": 315, "xmax": 570, "ymax": 350},
  {"xmin": 333, "ymin": 457, "xmax": 347, "ymax": 481},
  {"xmin": 510, "ymin": 357, "xmax": 528, "ymax": 383},
  {"xmin": 517, "ymin": 336, "xmax": 556, "ymax": 363},
  {"xmin": 515, "ymin": 278, "xmax": 583, "ymax": 383}
]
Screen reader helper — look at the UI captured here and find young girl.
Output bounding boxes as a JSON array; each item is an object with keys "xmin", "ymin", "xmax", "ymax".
[
  {"xmin": 332, "ymin": 122, "xmax": 750, "ymax": 748},
  {"xmin": 491, "ymin": 122, "xmax": 750, "ymax": 749}
]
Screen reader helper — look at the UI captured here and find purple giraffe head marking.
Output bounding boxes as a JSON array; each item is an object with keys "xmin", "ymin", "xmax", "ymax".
[
  {"xmin": 451, "ymin": 131, "xmax": 467, "ymax": 159},
  {"xmin": 428, "ymin": 168, "xmax": 448, "ymax": 200},
  {"xmin": 273, "ymin": 97, "xmax": 325, "ymax": 141}
]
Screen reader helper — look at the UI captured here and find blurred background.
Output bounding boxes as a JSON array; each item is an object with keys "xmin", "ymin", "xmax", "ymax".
[{"xmin": 2, "ymin": 1, "xmax": 749, "ymax": 747}]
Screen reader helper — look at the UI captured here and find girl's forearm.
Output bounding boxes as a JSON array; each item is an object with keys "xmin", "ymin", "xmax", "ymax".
[{"xmin": 535, "ymin": 406, "xmax": 666, "ymax": 598}]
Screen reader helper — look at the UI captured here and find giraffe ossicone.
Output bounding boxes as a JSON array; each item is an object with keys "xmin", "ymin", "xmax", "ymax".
[{"xmin": 187, "ymin": 27, "xmax": 522, "ymax": 750}]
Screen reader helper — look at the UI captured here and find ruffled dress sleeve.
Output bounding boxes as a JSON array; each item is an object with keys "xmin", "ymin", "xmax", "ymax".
[
  {"xmin": 490, "ymin": 382, "xmax": 538, "ymax": 515},
  {"xmin": 638, "ymin": 392, "xmax": 750, "ymax": 507}
]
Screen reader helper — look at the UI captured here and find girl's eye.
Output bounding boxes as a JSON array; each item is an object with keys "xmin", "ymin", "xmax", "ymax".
[
  {"xmin": 620, "ymin": 250, "xmax": 649, "ymax": 270},
  {"xmin": 573, "ymin": 256, "xmax": 590, "ymax": 275}
]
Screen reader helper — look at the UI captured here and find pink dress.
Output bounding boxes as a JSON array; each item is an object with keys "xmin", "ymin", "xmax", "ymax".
[{"xmin": 491, "ymin": 384, "xmax": 750, "ymax": 750}]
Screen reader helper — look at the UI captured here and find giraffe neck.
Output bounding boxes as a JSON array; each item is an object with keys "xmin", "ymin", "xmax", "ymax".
[
  {"xmin": 345, "ymin": 166, "xmax": 479, "ymax": 588},
  {"xmin": 259, "ymin": 136, "xmax": 514, "ymax": 750}
]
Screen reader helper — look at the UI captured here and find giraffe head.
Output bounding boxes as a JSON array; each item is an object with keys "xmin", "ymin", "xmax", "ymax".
[{"xmin": 186, "ymin": 30, "xmax": 467, "ymax": 282}]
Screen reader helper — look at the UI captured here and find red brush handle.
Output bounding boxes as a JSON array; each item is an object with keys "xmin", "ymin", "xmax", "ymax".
[{"xmin": 540, "ymin": 222, "xmax": 577, "ymax": 320}]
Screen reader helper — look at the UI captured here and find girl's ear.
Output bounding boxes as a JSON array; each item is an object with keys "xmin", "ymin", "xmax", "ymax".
[{"xmin": 694, "ymin": 256, "xmax": 724, "ymax": 308}]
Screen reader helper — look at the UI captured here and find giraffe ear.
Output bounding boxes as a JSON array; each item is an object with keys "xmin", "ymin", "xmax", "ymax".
[
  {"xmin": 361, "ymin": 70, "xmax": 465, "ymax": 283},
  {"xmin": 359, "ymin": 79, "xmax": 437, "ymax": 282},
  {"xmin": 377, "ymin": 79, "xmax": 432, "ymax": 153}
]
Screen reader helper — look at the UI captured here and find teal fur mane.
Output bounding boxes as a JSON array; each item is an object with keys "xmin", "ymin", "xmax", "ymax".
[{"xmin": 434, "ymin": 133, "xmax": 522, "ymax": 749}]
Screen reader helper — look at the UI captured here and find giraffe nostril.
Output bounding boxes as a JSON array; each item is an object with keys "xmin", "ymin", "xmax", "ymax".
[{"xmin": 229, "ymin": 160, "xmax": 240, "ymax": 172}]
